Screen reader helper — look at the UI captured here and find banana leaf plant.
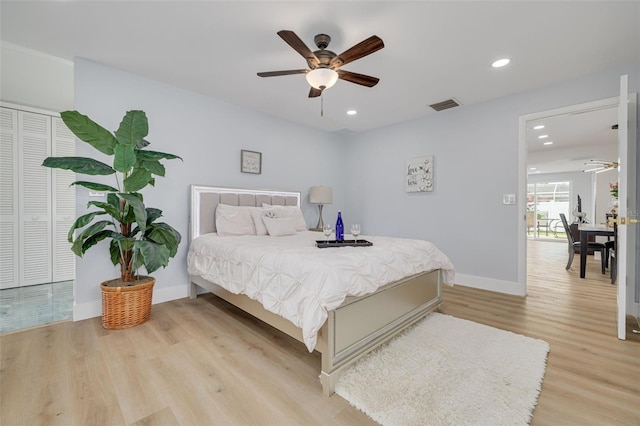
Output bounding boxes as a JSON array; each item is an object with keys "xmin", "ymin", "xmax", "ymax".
[{"xmin": 43, "ymin": 110, "xmax": 182, "ymax": 284}]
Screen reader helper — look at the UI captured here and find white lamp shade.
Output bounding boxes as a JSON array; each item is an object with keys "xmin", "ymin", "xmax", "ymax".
[
  {"xmin": 309, "ymin": 186, "xmax": 333, "ymax": 204},
  {"xmin": 306, "ymin": 69, "xmax": 339, "ymax": 90}
]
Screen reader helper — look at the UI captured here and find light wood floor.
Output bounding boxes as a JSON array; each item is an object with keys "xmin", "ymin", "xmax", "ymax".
[{"xmin": 1, "ymin": 240, "xmax": 638, "ymax": 425}]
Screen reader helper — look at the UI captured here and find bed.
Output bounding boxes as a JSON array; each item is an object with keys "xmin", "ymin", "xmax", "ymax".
[{"xmin": 187, "ymin": 185, "xmax": 455, "ymax": 396}]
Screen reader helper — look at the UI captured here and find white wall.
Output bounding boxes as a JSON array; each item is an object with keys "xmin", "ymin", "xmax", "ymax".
[
  {"xmin": 0, "ymin": 42, "xmax": 74, "ymax": 112},
  {"xmin": 73, "ymin": 59, "xmax": 345, "ymax": 319},
  {"xmin": 594, "ymin": 168, "xmax": 618, "ymax": 225}
]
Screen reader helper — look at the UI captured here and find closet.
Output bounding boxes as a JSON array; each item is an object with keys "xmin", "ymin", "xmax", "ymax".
[{"xmin": 0, "ymin": 103, "xmax": 75, "ymax": 289}]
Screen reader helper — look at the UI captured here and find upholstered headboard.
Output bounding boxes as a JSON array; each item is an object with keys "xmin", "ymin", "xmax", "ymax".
[{"xmin": 189, "ymin": 185, "xmax": 301, "ymax": 241}]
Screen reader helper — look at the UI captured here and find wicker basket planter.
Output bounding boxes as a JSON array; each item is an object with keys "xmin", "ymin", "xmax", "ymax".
[{"xmin": 100, "ymin": 277, "xmax": 155, "ymax": 329}]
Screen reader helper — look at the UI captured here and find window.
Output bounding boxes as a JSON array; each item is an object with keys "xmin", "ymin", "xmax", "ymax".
[{"xmin": 527, "ymin": 181, "xmax": 571, "ymax": 239}]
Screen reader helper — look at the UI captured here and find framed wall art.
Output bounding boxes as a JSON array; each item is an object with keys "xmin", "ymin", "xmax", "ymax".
[
  {"xmin": 241, "ymin": 149, "xmax": 262, "ymax": 174},
  {"xmin": 406, "ymin": 155, "xmax": 433, "ymax": 192}
]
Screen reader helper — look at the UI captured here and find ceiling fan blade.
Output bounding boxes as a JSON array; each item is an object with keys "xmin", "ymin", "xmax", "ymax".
[
  {"xmin": 330, "ymin": 35, "xmax": 384, "ymax": 68},
  {"xmin": 308, "ymin": 87, "xmax": 323, "ymax": 98},
  {"xmin": 338, "ymin": 70, "xmax": 380, "ymax": 87},
  {"xmin": 277, "ymin": 30, "xmax": 320, "ymax": 68},
  {"xmin": 257, "ymin": 69, "xmax": 308, "ymax": 77}
]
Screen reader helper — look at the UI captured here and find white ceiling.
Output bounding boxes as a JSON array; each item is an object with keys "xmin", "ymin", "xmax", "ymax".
[{"xmin": 1, "ymin": 1, "xmax": 638, "ymax": 172}]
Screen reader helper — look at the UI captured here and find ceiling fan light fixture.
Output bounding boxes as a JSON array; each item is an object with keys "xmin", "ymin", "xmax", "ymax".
[{"xmin": 306, "ymin": 68, "xmax": 338, "ymax": 90}]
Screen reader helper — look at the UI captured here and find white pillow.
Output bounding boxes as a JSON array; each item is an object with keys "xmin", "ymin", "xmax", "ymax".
[
  {"xmin": 262, "ymin": 204, "xmax": 307, "ymax": 231},
  {"xmin": 249, "ymin": 208, "xmax": 269, "ymax": 236},
  {"xmin": 262, "ymin": 216, "xmax": 298, "ymax": 236},
  {"xmin": 215, "ymin": 204, "xmax": 256, "ymax": 236}
]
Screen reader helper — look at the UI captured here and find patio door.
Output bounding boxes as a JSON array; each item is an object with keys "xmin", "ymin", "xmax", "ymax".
[{"xmin": 527, "ymin": 181, "xmax": 571, "ymax": 239}]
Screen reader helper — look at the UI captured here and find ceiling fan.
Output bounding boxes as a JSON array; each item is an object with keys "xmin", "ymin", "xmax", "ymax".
[
  {"xmin": 583, "ymin": 159, "xmax": 619, "ymax": 173},
  {"xmin": 257, "ymin": 30, "xmax": 384, "ymax": 98}
]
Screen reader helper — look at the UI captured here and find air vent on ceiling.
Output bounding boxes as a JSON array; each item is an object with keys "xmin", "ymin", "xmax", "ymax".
[{"xmin": 429, "ymin": 98, "xmax": 461, "ymax": 112}]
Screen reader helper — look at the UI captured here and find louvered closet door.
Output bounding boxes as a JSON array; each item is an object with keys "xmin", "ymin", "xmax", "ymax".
[
  {"xmin": 52, "ymin": 117, "xmax": 75, "ymax": 282},
  {"xmin": 0, "ymin": 108, "xmax": 19, "ymax": 289},
  {"xmin": 19, "ymin": 111, "xmax": 52, "ymax": 286}
]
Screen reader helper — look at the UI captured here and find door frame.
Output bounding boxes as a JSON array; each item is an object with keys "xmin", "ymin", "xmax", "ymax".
[{"xmin": 518, "ymin": 96, "xmax": 619, "ymax": 296}]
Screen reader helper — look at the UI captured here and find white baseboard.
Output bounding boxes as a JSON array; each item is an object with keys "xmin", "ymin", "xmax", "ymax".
[
  {"xmin": 73, "ymin": 283, "xmax": 189, "ymax": 321},
  {"xmin": 453, "ymin": 273, "xmax": 526, "ymax": 297}
]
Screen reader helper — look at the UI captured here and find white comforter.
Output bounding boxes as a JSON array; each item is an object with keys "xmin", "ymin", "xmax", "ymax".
[{"xmin": 187, "ymin": 231, "xmax": 455, "ymax": 351}]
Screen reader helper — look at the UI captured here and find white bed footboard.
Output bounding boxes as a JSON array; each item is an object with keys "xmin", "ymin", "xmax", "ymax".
[
  {"xmin": 319, "ymin": 269, "xmax": 441, "ymax": 395},
  {"xmin": 190, "ymin": 268, "xmax": 442, "ymax": 396}
]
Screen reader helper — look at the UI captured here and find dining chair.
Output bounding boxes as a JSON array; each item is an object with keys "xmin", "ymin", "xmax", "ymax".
[
  {"xmin": 537, "ymin": 211, "xmax": 551, "ymax": 236},
  {"xmin": 559, "ymin": 213, "xmax": 607, "ymax": 274},
  {"xmin": 604, "ymin": 219, "xmax": 617, "ymax": 284}
]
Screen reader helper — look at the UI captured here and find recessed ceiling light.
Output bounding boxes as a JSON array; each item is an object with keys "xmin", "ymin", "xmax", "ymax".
[
  {"xmin": 534, "ymin": 170, "xmax": 541, "ymax": 174},
  {"xmin": 491, "ymin": 58, "xmax": 510, "ymax": 68},
  {"xmin": 530, "ymin": 167, "xmax": 537, "ymax": 170},
  {"xmin": 538, "ymin": 134, "xmax": 549, "ymax": 139},
  {"xmin": 533, "ymin": 125, "xmax": 545, "ymax": 130},
  {"xmin": 346, "ymin": 110, "xmax": 357, "ymax": 115},
  {"xmin": 543, "ymin": 141, "xmax": 554, "ymax": 145}
]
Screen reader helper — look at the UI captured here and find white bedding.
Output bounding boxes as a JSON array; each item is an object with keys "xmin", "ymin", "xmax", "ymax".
[{"xmin": 187, "ymin": 231, "xmax": 455, "ymax": 351}]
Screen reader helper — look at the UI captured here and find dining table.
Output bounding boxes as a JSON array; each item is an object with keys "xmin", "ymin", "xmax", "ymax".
[{"xmin": 578, "ymin": 223, "xmax": 615, "ymax": 278}]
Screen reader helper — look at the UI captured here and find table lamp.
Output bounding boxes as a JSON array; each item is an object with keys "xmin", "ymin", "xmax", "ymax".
[{"xmin": 309, "ymin": 186, "xmax": 333, "ymax": 231}]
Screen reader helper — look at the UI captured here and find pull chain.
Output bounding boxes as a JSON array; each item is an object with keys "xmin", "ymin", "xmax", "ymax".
[{"xmin": 321, "ymin": 92, "xmax": 324, "ymax": 117}]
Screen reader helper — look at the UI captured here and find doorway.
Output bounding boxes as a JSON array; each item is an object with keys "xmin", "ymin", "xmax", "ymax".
[{"xmin": 518, "ymin": 96, "xmax": 620, "ymax": 294}]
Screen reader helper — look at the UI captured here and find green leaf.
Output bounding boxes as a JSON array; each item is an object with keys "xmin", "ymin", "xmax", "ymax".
[
  {"xmin": 109, "ymin": 240, "xmax": 120, "ymax": 265},
  {"xmin": 70, "ymin": 220, "xmax": 113, "ymax": 256},
  {"xmin": 43, "ymin": 157, "xmax": 115, "ymax": 176},
  {"xmin": 77, "ymin": 220, "xmax": 112, "ymax": 240},
  {"xmin": 82, "ymin": 229, "xmax": 118, "ymax": 254},
  {"xmin": 115, "ymin": 110, "xmax": 148, "ymax": 147},
  {"xmin": 136, "ymin": 240, "xmax": 170, "ymax": 274},
  {"xmin": 113, "ymin": 144, "xmax": 136, "ymax": 173},
  {"xmin": 60, "ymin": 110, "xmax": 118, "ymax": 155},
  {"xmin": 145, "ymin": 208, "xmax": 163, "ymax": 225},
  {"xmin": 132, "ymin": 250, "xmax": 145, "ymax": 272},
  {"xmin": 141, "ymin": 159, "xmax": 165, "ymax": 177},
  {"xmin": 87, "ymin": 200, "xmax": 122, "ymax": 221},
  {"xmin": 147, "ymin": 224, "xmax": 180, "ymax": 257},
  {"xmin": 123, "ymin": 168, "xmax": 152, "ymax": 192},
  {"xmin": 68, "ymin": 211, "xmax": 104, "ymax": 242},
  {"xmin": 136, "ymin": 139, "xmax": 150, "ymax": 149},
  {"xmin": 136, "ymin": 150, "xmax": 182, "ymax": 162},
  {"xmin": 119, "ymin": 193, "xmax": 147, "ymax": 235},
  {"xmin": 71, "ymin": 236, "xmax": 86, "ymax": 257},
  {"xmin": 70, "ymin": 181, "xmax": 118, "ymax": 192}
]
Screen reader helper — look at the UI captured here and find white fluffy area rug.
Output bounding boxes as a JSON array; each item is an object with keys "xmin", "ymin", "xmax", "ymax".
[{"xmin": 335, "ymin": 313, "xmax": 549, "ymax": 426}]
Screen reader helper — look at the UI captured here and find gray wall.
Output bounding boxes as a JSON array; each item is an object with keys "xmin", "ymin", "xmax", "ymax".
[
  {"xmin": 3, "ymin": 44, "xmax": 638, "ymax": 317},
  {"xmin": 343, "ymin": 63, "xmax": 639, "ymax": 294},
  {"xmin": 72, "ymin": 59, "xmax": 345, "ymax": 318}
]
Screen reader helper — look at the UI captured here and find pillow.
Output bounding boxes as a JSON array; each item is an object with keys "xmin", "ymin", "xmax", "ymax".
[
  {"xmin": 215, "ymin": 204, "xmax": 256, "ymax": 236},
  {"xmin": 249, "ymin": 208, "xmax": 269, "ymax": 236},
  {"xmin": 262, "ymin": 216, "xmax": 298, "ymax": 237},
  {"xmin": 262, "ymin": 204, "xmax": 307, "ymax": 231}
]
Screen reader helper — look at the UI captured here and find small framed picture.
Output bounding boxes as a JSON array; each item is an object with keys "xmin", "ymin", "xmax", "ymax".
[
  {"xmin": 406, "ymin": 155, "xmax": 433, "ymax": 192},
  {"xmin": 241, "ymin": 150, "xmax": 262, "ymax": 174}
]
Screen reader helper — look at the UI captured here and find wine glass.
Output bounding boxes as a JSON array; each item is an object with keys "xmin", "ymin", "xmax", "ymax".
[
  {"xmin": 351, "ymin": 224, "xmax": 361, "ymax": 242},
  {"xmin": 323, "ymin": 224, "xmax": 332, "ymax": 242}
]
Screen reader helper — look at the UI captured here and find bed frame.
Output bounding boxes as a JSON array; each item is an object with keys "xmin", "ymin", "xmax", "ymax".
[{"xmin": 188, "ymin": 185, "xmax": 443, "ymax": 396}]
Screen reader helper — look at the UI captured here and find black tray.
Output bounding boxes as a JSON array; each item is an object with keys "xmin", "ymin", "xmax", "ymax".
[{"xmin": 316, "ymin": 239, "xmax": 373, "ymax": 248}]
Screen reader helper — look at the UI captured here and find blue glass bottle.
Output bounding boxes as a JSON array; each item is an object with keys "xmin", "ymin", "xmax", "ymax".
[{"xmin": 336, "ymin": 210, "xmax": 344, "ymax": 241}]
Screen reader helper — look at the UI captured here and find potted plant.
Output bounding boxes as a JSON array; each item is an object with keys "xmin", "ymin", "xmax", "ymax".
[{"xmin": 43, "ymin": 110, "xmax": 182, "ymax": 329}]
